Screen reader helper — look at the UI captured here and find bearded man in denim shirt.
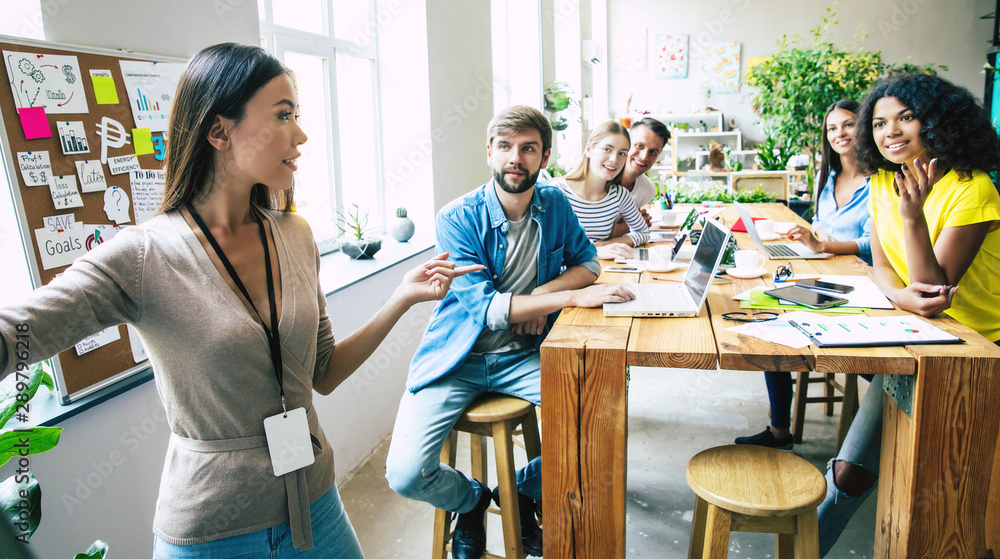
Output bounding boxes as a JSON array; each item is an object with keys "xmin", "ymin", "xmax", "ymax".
[{"xmin": 385, "ymin": 106, "xmax": 634, "ymax": 558}]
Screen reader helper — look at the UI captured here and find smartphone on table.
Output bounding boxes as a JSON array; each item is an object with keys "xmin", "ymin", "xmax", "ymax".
[
  {"xmin": 794, "ymin": 279, "xmax": 854, "ymax": 294},
  {"xmin": 764, "ymin": 285, "xmax": 849, "ymax": 309}
]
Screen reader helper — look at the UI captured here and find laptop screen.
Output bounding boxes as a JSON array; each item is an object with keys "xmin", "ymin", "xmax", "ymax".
[{"xmin": 683, "ymin": 218, "xmax": 728, "ymax": 304}]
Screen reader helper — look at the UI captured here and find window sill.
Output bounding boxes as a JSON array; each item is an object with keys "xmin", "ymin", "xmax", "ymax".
[{"xmin": 318, "ymin": 234, "xmax": 437, "ymax": 296}]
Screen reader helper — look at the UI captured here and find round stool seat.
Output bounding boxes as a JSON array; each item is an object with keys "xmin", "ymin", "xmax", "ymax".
[
  {"xmin": 686, "ymin": 445, "xmax": 826, "ymax": 517},
  {"xmin": 460, "ymin": 393, "xmax": 535, "ymax": 423}
]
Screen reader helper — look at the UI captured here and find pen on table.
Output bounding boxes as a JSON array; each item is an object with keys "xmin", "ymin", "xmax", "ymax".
[
  {"xmin": 652, "ymin": 276, "xmax": 683, "ymax": 282},
  {"xmin": 775, "ymin": 277, "xmax": 820, "ymax": 283}
]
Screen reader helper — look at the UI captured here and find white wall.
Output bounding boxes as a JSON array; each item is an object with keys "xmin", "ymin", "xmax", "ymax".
[
  {"xmin": 425, "ymin": 0, "xmax": 496, "ymax": 212},
  {"xmin": 41, "ymin": 0, "xmax": 260, "ymax": 58},
  {"xmin": 607, "ymin": 0, "xmax": 994, "ymax": 146}
]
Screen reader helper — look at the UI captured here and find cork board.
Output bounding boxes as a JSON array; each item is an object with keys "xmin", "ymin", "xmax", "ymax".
[{"xmin": 0, "ymin": 36, "xmax": 185, "ymax": 402}]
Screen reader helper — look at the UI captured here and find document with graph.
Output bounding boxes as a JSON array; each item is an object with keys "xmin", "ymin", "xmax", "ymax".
[{"xmin": 787, "ymin": 315, "xmax": 964, "ymax": 347}]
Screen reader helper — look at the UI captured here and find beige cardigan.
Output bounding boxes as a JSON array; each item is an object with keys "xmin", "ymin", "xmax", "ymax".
[{"xmin": 0, "ymin": 210, "xmax": 337, "ymax": 547}]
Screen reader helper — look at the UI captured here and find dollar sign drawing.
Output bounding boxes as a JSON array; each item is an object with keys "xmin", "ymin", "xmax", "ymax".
[
  {"xmin": 40, "ymin": 171, "xmax": 47, "ymax": 183},
  {"xmin": 28, "ymin": 171, "xmax": 36, "ymax": 183}
]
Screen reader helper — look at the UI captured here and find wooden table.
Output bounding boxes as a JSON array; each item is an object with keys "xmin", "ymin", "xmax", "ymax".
[{"xmin": 540, "ymin": 203, "xmax": 1000, "ymax": 558}]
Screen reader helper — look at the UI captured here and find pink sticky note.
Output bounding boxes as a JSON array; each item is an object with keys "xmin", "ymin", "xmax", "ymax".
[{"xmin": 18, "ymin": 107, "xmax": 52, "ymax": 140}]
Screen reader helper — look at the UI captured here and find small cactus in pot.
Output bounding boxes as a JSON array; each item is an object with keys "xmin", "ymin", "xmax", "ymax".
[{"xmin": 389, "ymin": 207, "xmax": 415, "ymax": 242}]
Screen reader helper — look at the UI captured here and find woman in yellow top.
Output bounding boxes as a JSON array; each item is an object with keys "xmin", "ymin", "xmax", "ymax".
[{"xmin": 817, "ymin": 73, "xmax": 1000, "ymax": 556}]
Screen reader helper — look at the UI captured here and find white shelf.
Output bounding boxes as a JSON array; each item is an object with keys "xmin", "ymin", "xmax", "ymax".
[
  {"xmin": 644, "ymin": 112, "xmax": 725, "ymax": 134},
  {"xmin": 672, "ymin": 130, "xmax": 742, "ymax": 172}
]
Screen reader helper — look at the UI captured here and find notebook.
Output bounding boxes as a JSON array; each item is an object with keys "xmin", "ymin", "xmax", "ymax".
[
  {"xmin": 604, "ymin": 217, "xmax": 731, "ymax": 318},
  {"xmin": 734, "ymin": 202, "xmax": 829, "ymax": 260}
]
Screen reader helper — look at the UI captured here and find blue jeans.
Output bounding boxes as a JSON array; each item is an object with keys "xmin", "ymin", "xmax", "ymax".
[
  {"xmin": 386, "ymin": 347, "xmax": 542, "ymax": 514},
  {"xmin": 152, "ymin": 485, "xmax": 364, "ymax": 558},
  {"xmin": 764, "ymin": 371, "xmax": 793, "ymax": 429},
  {"xmin": 817, "ymin": 374, "xmax": 883, "ymax": 557}
]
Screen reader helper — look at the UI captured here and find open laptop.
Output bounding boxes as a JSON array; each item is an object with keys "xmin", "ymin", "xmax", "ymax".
[
  {"xmin": 604, "ymin": 217, "xmax": 731, "ymax": 318},
  {"xmin": 734, "ymin": 202, "xmax": 828, "ymax": 260},
  {"xmin": 620, "ymin": 207, "xmax": 697, "ymax": 264}
]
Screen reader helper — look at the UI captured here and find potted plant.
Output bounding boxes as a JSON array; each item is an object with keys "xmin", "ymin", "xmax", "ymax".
[
  {"xmin": 337, "ymin": 203, "xmax": 381, "ymax": 259},
  {"xmin": 543, "ymin": 81, "xmax": 580, "ymax": 131},
  {"xmin": 388, "ymin": 207, "xmax": 415, "ymax": 242}
]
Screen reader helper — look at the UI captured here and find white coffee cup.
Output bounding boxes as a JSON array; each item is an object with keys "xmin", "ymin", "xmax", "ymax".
[
  {"xmin": 734, "ymin": 250, "xmax": 765, "ymax": 273},
  {"xmin": 756, "ymin": 219, "xmax": 776, "ymax": 237}
]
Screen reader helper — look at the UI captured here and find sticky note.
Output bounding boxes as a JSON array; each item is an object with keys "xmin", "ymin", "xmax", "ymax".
[
  {"xmin": 92, "ymin": 76, "xmax": 119, "ymax": 104},
  {"xmin": 18, "ymin": 107, "xmax": 51, "ymax": 139},
  {"xmin": 133, "ymin": 127, "xmax": 154, "ymax": 155}
]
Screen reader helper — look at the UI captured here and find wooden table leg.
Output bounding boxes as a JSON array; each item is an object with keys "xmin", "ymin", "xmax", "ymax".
[
  {"xmin": 541, "ymin": 325, "xmax": 630, "ymax": 559},
  {"xmin": 876, "ymin": 354, "xmax": 1000, "ymax": 558}
]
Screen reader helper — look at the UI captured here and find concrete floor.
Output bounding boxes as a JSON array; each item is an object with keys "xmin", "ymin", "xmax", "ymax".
[{"xmin": 339, "ymin": 367, "xmax": 876, "ymax": 559}]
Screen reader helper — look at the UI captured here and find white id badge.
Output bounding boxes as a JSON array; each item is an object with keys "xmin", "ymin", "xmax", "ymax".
[{"xmin": 263, "ymin": 407, "xmax": 315, "ymax": 477}]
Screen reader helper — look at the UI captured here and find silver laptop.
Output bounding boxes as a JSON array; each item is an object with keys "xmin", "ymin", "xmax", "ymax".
[
  {"xmin": 604, "ymin": 217, "xmax": 731, "ymax": 318},
  {"xmin": 618, "ymin": 207, "xmax": 697, "ymax": 264},
  {"xmin": 734, "ymin": 202, "xmax": 828, "ymax": 260}
]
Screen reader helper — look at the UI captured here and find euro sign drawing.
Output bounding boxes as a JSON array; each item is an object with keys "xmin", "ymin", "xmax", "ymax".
[{"xmin": 97, "ymin": 116, "xmax": 131, "ymax": 164}]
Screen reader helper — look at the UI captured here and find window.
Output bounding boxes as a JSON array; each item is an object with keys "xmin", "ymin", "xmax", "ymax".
[{"xmin": 260, "ymin": 0, "xmax": 383, "ymax": 248}]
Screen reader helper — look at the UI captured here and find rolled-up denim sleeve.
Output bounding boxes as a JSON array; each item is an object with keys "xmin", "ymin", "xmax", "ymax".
[
  {"xmin": 436, "ymin": 209, "xmax": 499, "ymax": 329},
  {"xmin": 484, "ymin": 291, "xmax": 512, "ymax": 331}
]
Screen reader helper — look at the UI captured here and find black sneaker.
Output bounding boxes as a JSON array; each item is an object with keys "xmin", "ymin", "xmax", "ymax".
[
  {"xmin": 492, "ymin": 486, "xmax": 543, "ymax": 556},
  {"xmin": 735, "ymin": 427, "xmax": 794, "ymax": 450},
  {"xmin": 452, "ymin": 479, "xmax": 492, "ymax": 559}
]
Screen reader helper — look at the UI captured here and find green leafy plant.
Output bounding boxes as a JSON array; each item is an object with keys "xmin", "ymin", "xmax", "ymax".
[
  {"xmin": 0, "ymin": 364, "xmax": 109, "ymax": 556},
  {"xmin": 546, "ymin": 154, "xmax": 568, "ymax": 178},
  {"xmin": 336, "ymin": 203, "xmax": 372, "ymax": 240},
  {"xmin": 544, "ymin": 81, "xmax": 580, "ymax": 131},
  {"xmin": 746, "ymin": 8, "xmax": 944, "ymax": 158},
  {"xmin": 756, "ymin": 133, "xmax": 795, "ymax": 171},
  {"xmin": 673, "ymin": 183, "xmax": 777, "ymax": 204}
]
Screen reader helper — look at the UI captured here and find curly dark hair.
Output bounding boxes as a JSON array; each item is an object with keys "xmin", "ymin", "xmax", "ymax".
[{"xmin": 855, "ymin": 73, "xmax": 1000, "ymax": 180}]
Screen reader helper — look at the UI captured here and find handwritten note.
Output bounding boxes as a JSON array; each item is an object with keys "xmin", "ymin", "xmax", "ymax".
[
  {"xmin": 49, "ymin": 175, "xmax": 84, "ymax": 209},
  {"xmin": 16, "ymin": 151, "xmax": 52, "ymax": 186},
  {"xmin": 42, "ymin": 213, "xmax": 75, "ymax": 233},
  {"xmin": 129, "ymin": 169, "xmax": 165, "ymax": 224},
  {"xmin": 75, "ymin": 326, "xmax": 121, "ymax": 356},
  {"xmin": 107, "ymin": 154, "xmax": 140, "ymax": 175},
  {"xmin": 74, "ymin": 160, "xmax": 108, "ymax": 193},
  {"xmin": 17, "ymin": 107, "xmax": 51, "ymax": 139},
  {"xmin": 4, "ymin": 50, "xmax": 90, "ymax": 113},
  {"xmin": 33, "ymin": 220, "xmax": 86, "ymax": 270}
]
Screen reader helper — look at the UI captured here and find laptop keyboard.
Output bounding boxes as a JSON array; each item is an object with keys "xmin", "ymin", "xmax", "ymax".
[
  {"xmin": 766, "ymin": 244, "xmax": 800, "ymax": 258},
  {"xmin": 640, "ymin": 285, "xmax": 689, "ymax": 308}
]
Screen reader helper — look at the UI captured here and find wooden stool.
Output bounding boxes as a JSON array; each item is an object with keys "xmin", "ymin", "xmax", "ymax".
[
  {"xmin": 432, "ymin": 394, "xmax": 542, "ymax": 559},
  {"xmin": 686, "ymin": 445, "xmax": 826, "ymax": 559},
  {"xmin": 791, "ymin": 371, "xmax": 859, "ymax": 451}
]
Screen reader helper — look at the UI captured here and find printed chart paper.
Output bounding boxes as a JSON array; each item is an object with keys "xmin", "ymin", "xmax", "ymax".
[
  {"xmin": 84, "ymin": 223, "xmax": 126, "ymax": 251},
  {"xmin": 16, "ymin": 151, "xmax": 52, "ymax": 186},
  {"xmin": 119, "ymin": 60, "xmax": 186, "ymax": 132},
  {"xmin": 4, "ymin": 51, "xmax": 89, "ymax": 114},
  {"xmin": 56, "ymin": 120, "xmax": 90, "ymax": 155},
  {"xmin": 129, "ymin": 169, "xmax": 165, "ymax": 224}
]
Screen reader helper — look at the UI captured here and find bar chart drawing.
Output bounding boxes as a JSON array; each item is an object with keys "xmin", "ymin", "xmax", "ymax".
[
  {"xmin": 134, "ymin": 88, "xmax": 159, "ymax": 112},
  {"xmin": 56, "ymin": 121, "xmax": 90, "ymax": 155}
]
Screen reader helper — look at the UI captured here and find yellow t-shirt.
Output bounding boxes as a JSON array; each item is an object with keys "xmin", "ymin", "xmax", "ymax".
[{"xmin": 869, "ymin": 169, "xmax": 1000, "ymax": 341}]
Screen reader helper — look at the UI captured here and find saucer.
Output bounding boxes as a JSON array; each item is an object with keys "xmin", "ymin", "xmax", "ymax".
[
  {"xmin": 727, "ymin": 266, "xmax": 768, "ymax": 279},
  {"xmin": 758, "ymin": 233, "xmax": 782, "ymax": 242},
  {"xmin": 645, "ymin": 261, "xmax": 684, "ymax": 273}
]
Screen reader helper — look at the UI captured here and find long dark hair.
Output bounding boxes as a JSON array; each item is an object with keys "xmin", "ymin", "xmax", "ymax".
[
  {"xmin": 159, "ymin": 43, "xmax": 294, "ymax": 214},
  {"xmin": 855, "ymin": 73, "xmax": 1000, "ymax": 180},
  {"xmin": 815, "ymin": 99, "xmax": 860, "ymax": 217},
  {"xmin": 564, "ymin": 121, "xmax": 630, "ymax": 192}
]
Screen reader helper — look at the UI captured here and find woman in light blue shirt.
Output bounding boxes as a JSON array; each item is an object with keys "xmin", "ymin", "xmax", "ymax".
[
  {"xmin": 787, "ymin": 99, "xmax": 872, "ymax": 265},
  {"xmin": 735, "ymin": 99, "xmax": 872, "ymax": 450}
]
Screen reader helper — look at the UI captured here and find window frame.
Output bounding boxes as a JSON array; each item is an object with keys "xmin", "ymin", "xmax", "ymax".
[{"xmin": 259, "ymin": 0, "xmax": 385, "ymax": 250}]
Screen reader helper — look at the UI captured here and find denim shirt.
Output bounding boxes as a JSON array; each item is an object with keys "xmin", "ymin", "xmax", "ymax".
[
  {"xmin": 406, "ymin": 180, "xmax": 599, "ymax": 392},
  {"xmin": 813, "ymin": 170, "xmax": 873, "ymax": 265}
]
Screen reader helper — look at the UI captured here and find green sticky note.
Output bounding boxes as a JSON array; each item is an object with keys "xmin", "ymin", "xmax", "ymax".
[
  {"xmin": 133, "ymin": 128, "xmax": 154, "ymax": 155},
  {"xmin": 91, "ymin": 76, "xmax": 119, "ymax": 104}
]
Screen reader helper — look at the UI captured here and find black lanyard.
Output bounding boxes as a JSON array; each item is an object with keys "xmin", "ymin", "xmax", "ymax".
[{"xmin": 187, "ymin": 205, "xmax": 287, "ymax": 414}]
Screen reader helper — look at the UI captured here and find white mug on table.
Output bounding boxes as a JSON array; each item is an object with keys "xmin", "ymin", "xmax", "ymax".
[
  {"xmin": 733, "ymin": 250, "xmax": 765, "ymax": 273},
  {"xmin": 756, "ymin": 219, "xmax": 776, "ymax": 237}
]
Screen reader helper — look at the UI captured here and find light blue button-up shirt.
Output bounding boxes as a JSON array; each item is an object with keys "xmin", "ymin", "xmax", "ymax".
[
  {"xmin": 406, "ymin": 180, "xmax": 599, "ymax": 392},
  {"xmin": 813, "ymin": 170, "xmax": 872, "ymax": 265}
]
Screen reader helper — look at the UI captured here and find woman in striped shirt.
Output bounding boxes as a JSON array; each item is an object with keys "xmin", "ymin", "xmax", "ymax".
[{"xmin": 552, "ymin": 121, "xmax": 650, "ymax": 261}]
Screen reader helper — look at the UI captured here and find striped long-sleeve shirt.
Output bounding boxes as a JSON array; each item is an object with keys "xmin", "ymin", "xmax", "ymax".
[{"xmin": 553, "ymin": 177, "xmax": 650, "ymax": 246}]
